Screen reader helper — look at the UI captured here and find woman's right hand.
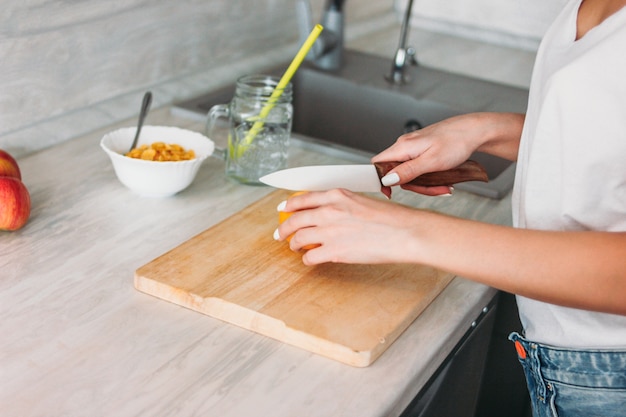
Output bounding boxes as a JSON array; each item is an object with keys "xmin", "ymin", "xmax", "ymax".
[{"xmin": 372, "ymin": 112, "xmax": 524, "ymax": 195}]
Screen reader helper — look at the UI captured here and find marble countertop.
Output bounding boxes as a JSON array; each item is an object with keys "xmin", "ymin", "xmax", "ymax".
[{"xmin": 0, "ymin": 105, "xmax": 513, "ymax": 416}]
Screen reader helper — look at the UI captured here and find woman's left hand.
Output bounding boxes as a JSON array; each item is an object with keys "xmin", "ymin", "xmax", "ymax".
[{"xmin": 274, "ymin": 189, "xmax": 423, "ymax": 266}]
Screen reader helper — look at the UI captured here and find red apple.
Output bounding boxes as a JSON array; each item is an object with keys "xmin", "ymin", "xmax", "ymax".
[
  {"xmin": 0, "ymin": 176, "xmax": 31, "ymax": 231},
  {"xmin": 0, "ymin": 149, "xmax": 21, "ymax": 180}
]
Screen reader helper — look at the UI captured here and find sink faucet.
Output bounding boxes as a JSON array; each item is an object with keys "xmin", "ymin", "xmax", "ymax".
[
  {"xmin": 386, "ymin": 0, "xmax": 418, "ymax": 84},
  {"xmin": 296, "ymin": 0, "xmax": 416, "ymax": 81},
  {"xmin": 297, "ymin": 0, "xmax": 345, "ymax": 70}
]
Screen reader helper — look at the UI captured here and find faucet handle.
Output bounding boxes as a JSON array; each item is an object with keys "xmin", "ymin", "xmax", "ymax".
[{"xmin": 406, "ymin": 47, "xmax": 418, "ymax": 66}]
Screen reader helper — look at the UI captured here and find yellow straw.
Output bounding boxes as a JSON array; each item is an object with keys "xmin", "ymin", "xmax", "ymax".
[{"xmin": 239, "ymin": 24, "xmax": 324, "ymax": 151}]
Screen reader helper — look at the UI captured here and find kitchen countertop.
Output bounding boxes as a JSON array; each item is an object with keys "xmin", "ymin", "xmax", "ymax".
[{"xmin": 0, "ymin": 105, "xmax": 513, "ymax": 416}]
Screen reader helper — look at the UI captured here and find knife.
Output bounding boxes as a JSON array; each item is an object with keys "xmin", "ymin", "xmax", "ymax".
[{"xmin": 259, "ymin": 160, "xmax": 488, "ymax": 192}]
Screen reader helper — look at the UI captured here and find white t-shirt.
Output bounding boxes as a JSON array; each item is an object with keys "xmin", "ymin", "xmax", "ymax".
[{"xmin": 512, "ymin": 0, "xmax": 626, "ymax": 348}]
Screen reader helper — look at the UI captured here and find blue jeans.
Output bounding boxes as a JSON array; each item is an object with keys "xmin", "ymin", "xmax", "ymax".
[{"xmin": 509, "ymin": 332, "xmax": 626, "ymax": 417}]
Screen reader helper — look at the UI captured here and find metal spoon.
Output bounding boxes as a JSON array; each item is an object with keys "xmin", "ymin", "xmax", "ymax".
[{"xmin": 129, "ymin": 91, "xmax": 153, "ymax": 152}]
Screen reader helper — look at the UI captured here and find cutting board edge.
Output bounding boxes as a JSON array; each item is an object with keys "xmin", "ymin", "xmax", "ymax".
[{"xmin": 134, "ymin": 273, "xmax": 380, "ymax": 367}]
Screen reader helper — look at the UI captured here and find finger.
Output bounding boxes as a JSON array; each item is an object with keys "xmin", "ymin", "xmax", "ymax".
[
  {"xmin": 379, "ymin": 158, "xmax": 442, "ymax": 186},
  {"xmin": 288, "ymin": 227, "xmax": 321, "ymax": 253},
  {"xmin": 280, "ymin": 188, "xmax": 350, "ymax": 212},
  {"xmin": 301, "ymin": 247, "xmax": 320, "ymax": 265},
  {"xmin": 301, "ymin": 246, "xmax": 329, "ymax": 265},
  {"xmin": 277, "ymin": 189, "xmax": 354, "ymax": 241},
  {"xmin": 276, "ymin": 209, "xmax": 313, "ymax": 243},
  {"xmin": 279, "ymin": 190, "xmax": 316, "ymax": 212},
  {"xmin": 381, "ymin": 185, "xmax": 392, "ymax": 199},
  {"xmin": 277, "ymin": 199, "xmax": 340, "ymax": 245},
  {"xmin": 300, "ymin": 238, "xmax": 347, "ymax": 265}
]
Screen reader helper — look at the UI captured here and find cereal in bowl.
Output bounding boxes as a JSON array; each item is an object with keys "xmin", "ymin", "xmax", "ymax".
[{"xmin": 126, "ymin": 142, "xmax": 196, "ymax": 161}]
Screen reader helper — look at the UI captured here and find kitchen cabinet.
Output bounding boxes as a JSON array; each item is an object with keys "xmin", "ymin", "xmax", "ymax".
[{"xmin": 401, "ymin": 293, "xmax": 531, "ymax": 417}]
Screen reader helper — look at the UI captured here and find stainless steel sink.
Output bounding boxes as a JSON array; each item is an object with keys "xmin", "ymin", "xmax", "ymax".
[{"xmin": 172, "ymin": 50, "xmax": 528, "ymax": 199}]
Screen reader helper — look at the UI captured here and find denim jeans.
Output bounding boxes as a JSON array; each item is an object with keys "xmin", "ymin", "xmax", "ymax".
[{"xmin": 509, "ymin": 332, "xmax": 626, "ymax": 417}]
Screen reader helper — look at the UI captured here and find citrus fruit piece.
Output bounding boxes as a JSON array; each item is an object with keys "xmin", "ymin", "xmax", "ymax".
[{"xmin": 278, "ymin": 192, "xmax": 319, "ymax": 250}]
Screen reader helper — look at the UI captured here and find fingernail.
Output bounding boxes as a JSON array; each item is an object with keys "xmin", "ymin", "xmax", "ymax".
[
  {"xmin": 276, "ymin": 200, "xmax": 287, "ymax": 212},
  {"xmin": 273, "ymin": 228, "xmax": 280, "ymax": 240},
  {"xmin": 381, "ymin": 173, "xmax": 400, "ymax": 186},
  {"xmin": 439, "ymin": 187, "xmax": 454, "ymax": 197}
]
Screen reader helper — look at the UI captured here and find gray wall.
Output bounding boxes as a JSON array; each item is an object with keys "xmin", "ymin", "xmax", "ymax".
[
  {"xmin": 1, "ymin": 0, "xmax": 386, "ymax": 157},
  {"xmin": 396, "ymin": 0, "xmax": 567, "ymax": 50}
]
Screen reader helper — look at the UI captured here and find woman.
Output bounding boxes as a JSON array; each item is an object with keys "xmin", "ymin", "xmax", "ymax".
[{"xmin": 274, "ymin": 0, "xmax": 626, "ymax": 415}]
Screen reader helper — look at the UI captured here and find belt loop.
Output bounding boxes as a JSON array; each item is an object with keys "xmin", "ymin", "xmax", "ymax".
[{"xmin": 527, "ymin": 342, "xmax": 548, "ymax": 402}]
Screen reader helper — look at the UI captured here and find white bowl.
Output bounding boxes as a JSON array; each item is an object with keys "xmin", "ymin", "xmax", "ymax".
[{"xmin": 100, "ymin": 125, "xmax": 215, "ymax": 197}]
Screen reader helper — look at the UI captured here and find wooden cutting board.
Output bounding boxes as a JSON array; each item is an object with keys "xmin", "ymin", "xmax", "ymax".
[{"xmin": 134, "ymin": 190, "xmax": 454, "ymax": 367}]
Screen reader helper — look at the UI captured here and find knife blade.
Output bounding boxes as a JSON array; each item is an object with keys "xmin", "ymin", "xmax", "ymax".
[{"xmin": 259, "ymin": 160, "xmax": 488, "ymax": 192}]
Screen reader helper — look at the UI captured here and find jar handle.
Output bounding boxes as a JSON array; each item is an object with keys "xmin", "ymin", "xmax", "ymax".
[{"xmin": 206, "ymin": 104, "xmax": 230, "ymax": 160}]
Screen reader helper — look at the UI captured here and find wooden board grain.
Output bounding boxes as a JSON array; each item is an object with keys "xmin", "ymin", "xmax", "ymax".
[{"xmin": 134, "ymin": 190, "xmax": 454, "ymax": 366}]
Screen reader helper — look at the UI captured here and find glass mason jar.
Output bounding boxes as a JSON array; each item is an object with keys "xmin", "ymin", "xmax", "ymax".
[{"xmin": 206, "ymin": 75, "xmax": 293, "ymax": 185}]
